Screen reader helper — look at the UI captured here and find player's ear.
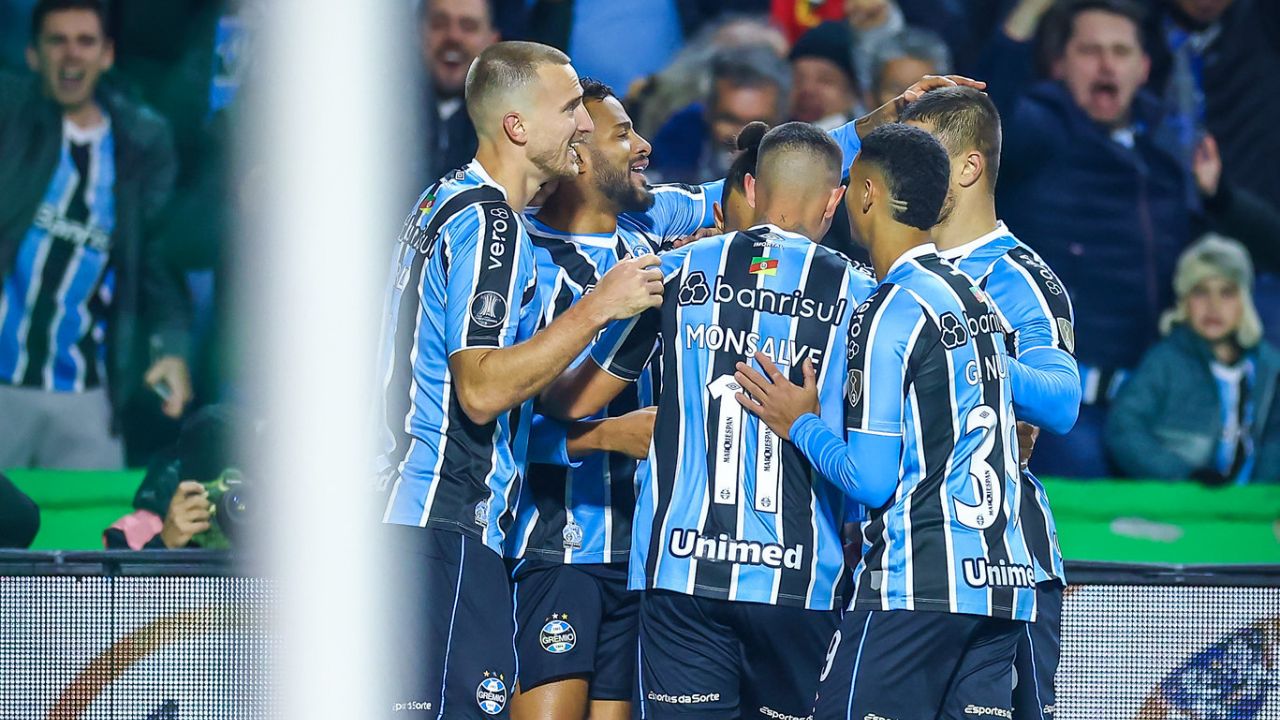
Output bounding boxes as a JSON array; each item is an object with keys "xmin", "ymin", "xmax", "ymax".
[
  {"xmin": 502, "ymin": 112, "xmax": 526, "ymax": 145},
  {"xmin": 744, "ymin": 173, "xmax": 758, "ymax": 210},
  {"xmin": 824, "ymin": 185, "xmax": 846, "ymax": 221},
  {"xmin": 861, "ymin": 178, "xmax": 874, "ymax": 215},
  {"xmin": 712, "ymin": 201, "xmax": 724, "ymax": 230},
  {"xmin": 958, "ymin": 151, "xmax": 983, "ymax": 189}
]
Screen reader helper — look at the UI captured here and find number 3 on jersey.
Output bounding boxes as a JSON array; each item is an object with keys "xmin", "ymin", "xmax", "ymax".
[{"xmin": 954, "ymin": 405, "xmax": 1005, "ymax": 530}]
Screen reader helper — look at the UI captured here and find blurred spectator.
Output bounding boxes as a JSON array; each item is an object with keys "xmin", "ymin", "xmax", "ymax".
[
  {"xmin": 0, "ymin": 473, "xmax": 40, "ymax": 548},
  {"xmin": 625, "ymin": 15, "xmax": 788, "ymax": 141},
  {"xmin": 981, "ymin": 0, "xmax": 1280, "ymax": 477},
  {"xmin": 0, "ymin": 0, "xmax": 190, "ymax": 470},
  {"xmin": 842, "ymin": 0, "xmax": 909, "ymax": 93},
  {"xmin": 417, "ymin": 0, "xmax": 498, "ymax": 187},
  {"xmin": 772, "ymin": 0, "xmax": 846, "ymax": 43},
  {"xmin": 529, "ymin": 0, "xmax": 683, "ymax": 99},
  {"xmin": 104, "ymin": 404, "xmax": 238, "ymax": 549},
  {"xmin": 0, "ymin": 0, "xmax": 38, "ymax": 70},
  {"xmin": 648, "ymin": 45, "xmax": 789, "ymax": 184},
  {"xmin": 1146, "ymin": 0, "xmax": 1280, "ymax": 212},
  {"xmin": 868, "ymin": 26, "xmax": 952, "ymax": 108},
  {"xmin": 1106, "ymin": 235, "xmax": 1279, "ymax": 483},
  {"xmin": 789, "ymin": 21, "xmax": 865, "ymax": 129}
]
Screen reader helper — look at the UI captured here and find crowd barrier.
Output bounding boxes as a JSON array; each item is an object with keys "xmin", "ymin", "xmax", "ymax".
[{"xmin": 1, "ymin": 552, "xmax": 1276, "ymax": 719}]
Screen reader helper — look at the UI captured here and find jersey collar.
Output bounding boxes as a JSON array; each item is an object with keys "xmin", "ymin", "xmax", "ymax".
[
  {"xmin": 937, "ymin": 221, "xmax": 1009, "ymax": 260},
  {"xmin": 887, "ymin": 241, "xmax": 938, "ymax": 277},
  {"xmin": 465, "ymin": 158, "xmax": 509, "ymax": 200},
  {"xmin": 751, "ymin": 223, "xmax": 810, "ymax": 242},
  {"xmin": 523, "ymin": 213, "xmax": 619, "ymax": 248}
]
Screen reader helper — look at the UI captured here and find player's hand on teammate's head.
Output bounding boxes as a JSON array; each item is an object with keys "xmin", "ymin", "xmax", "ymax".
[
  {"xmin": 1016, "ymin": 422, "xmax": 1040, "ymax": 472},
  {"xmin": 895, "ymin": 75, "xmax": 987, "ymax": 113},
  {"xmin": 589, "ymin": 253, "xmax": 665, "ymax": 321},
  {"xmin": 733, "ymin": 352, "xmax": 820, "ymax": 442}
]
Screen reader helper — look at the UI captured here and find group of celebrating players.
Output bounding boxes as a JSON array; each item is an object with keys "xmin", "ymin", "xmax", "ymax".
[{"xmin": 375, "ymin": 38, "xmax": 1081, "ymax": 720}]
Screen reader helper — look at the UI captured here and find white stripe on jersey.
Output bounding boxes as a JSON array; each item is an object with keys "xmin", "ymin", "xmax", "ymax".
[
  {"xmin": 43, "ymin": 244, "xmax": 83, "ymax": 389},
  {"xmin": 11, "ymin": 239, "xmax": 54, "ymax": 381},
  {"xmin": 857, "ymin": 284, "xmax": 901, "ymax": 433}
]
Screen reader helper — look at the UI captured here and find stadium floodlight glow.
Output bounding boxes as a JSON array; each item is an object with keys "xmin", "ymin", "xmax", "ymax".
[{"xmin": 243, "ymin": 1, "xmax": 410, "ymax": 716}]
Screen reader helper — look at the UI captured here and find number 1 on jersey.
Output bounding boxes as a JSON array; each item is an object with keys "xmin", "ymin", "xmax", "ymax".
[{"xmin": 708, "ymin": 374, "xmax": 745, "ymax": 506}]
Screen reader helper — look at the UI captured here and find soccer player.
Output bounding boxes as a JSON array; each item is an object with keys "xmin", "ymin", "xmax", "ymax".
[
  {"xmin": 900, "ymin": 86, "xmax": 1081, "ymax": 720},
  {"xmin": 374, "ymin": 42, "xmax": 664, "ymax": 719},
  {"xmin": 736, "ymin": 123, "xmax": 1035, "ymax": 719},
  {"xmin": 506, "ymin": 78, "xmax": 722, "ymax": 720},
  {"xmin": 543, "ymin": 122, "xmax": 878, "ymax": 720}
]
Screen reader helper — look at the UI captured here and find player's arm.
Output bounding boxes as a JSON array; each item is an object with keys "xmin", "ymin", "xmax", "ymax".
[
  {"xmin": 540, "ymin": 306, "xmax": 661, "ymax": 421},
  {"xmin": 629, "ymin": 180, "xmax": 725, "ymax": 241},
  {"xmin": 528, "ymin": 409, "xmax": 656, "ymax": 463},
  {"xmin": 990, "ymin": 253, "xmax": 1082, "ymax": 434},
  {"xmin": 445, "ymin": 205, "xmax": 663, "ymax": 425},
  {"xmin": 829, "ymin": 75, "xmax": 988, "ymax": 167}
]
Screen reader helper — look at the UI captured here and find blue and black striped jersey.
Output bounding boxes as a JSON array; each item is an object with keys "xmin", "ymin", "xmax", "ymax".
[
  {"xmin": 942, "ymin": 223, "xmax": 1077, "ymax": 588},
  {"xmin": 377, "ymin": 161, "xmax": 543, "ymax": 555},
  {"xmin": 507, "ymin": 181, "xmax": 719, "ymax": 564},
  {"xmin": 592, "ymin": 225, "xmax": 876, "ymax": 609},
  {"xmin": 843, "ymin": 245, "xmax": 1036, "ymax": 621},
  {"xmin": 0, "ymin": 120, "xmax": 116, "ymax": 391}
]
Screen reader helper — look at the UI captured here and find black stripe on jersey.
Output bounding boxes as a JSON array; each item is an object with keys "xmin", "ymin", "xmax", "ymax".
[
  {"xmin": 462, "ymin": 200, "xmax": 523, "ymax": 347},
  {"xmin": 383, "ymin": 186, "xmax": 503, "ymax": 476},
  {"xmin": 77, "ymin": 282, "xmax": 107, "ymax": 388},
  {"xmin": 902, "ymin": 316, "xmax": 955, "ymax": 609},
  {"xmin": 694, "ymin": 232, "xmax": 760, "ymax": 598},
  {"xmin": 777, "ymin": 250, "xmax": 849, "ymax": 604},
  {"xmin": 1005, "ymin": 247, "xmax": 1074, "ymax": 356},
  {"xmin": 430, "ymin": 391, "xmax": 499, "ymax": 533},
  {"xmin": 646, "ymin": 263, "xmax": 688, "ymax": 582},
  {"xmin": 20, "ymin": 240, "xmax": 75, "ymax": 387},
  {"xmin": 918, "ymin": 255, "xmax": 1019, "ymax": 616},
  {"xmin": 528, "ymin": 234, "xmax": 602, "ymax": 294},
  {"xmin": 1019, "ymin": 471, "xmax": 1055, "ymax": 580},
  {"xmin": 844, "ymin": 286, "xmax": 895, "ymax": 427}
]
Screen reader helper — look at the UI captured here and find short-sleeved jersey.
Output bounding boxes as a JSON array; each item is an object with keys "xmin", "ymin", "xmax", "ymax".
[
  {"xmin": 592, "ymin": 224, "xmax": 877, "ymax": 610},
  {"xmin": 507, "ymin": 183, "xmax": 717, "ymax": 564},
  {"xmin": 942, "ymin": 223, "xmax": 1076, "ymax": 587},
  {"xmin": 376, "ymin": 161, "xmax": 543, "ymax": 554},
  {"xmin": 844, "ymin": 244, "xmax": 1036, "ymax": 621}
]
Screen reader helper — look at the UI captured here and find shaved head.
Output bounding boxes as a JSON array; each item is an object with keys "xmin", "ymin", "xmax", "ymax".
[
  {"xmin": 465, "ymin": 40, "xmax": 571, "ymax": 129},
  {"xmin": 755, "ymin": 121, "xmax": 843, "ymax": 193}
]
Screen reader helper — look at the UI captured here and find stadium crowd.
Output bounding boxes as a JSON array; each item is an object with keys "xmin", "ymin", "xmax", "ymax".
[{"xmin": 0, "ymin": 0, "xmax": 1276, "ymax": 485}]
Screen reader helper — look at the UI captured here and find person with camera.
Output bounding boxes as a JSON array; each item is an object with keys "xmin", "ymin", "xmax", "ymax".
[{"xmin": 103, "ymin": 405, "xmax": 240, "ymax": 550}]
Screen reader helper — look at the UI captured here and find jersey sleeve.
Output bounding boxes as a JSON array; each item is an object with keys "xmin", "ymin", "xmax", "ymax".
[
  {"xmin": 828, "ymin": 120, "xmax": 862, "ymax": 173},
  {"xmin": 992, "ymin": 247, "xmax": 1076, "ymax": 358},
  {"xmin": 844, "ymin": 285, "xmax": 921, "ymax": 436},
  {"xmin": 624, "ymin": 181, "xmax": 722, "ymax": 242},
  {"xmin": 590, "ymin": 245, "xmax": 692, "ymax": 380},
  {"xmin": 444, "ymin": 200, "xmax": 527, "ymax": 355}
]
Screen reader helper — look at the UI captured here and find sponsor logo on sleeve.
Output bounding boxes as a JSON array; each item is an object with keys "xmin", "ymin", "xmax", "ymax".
[{"xmin": 470, "ymin": 291, "xmax": 508, "ymax": 329}]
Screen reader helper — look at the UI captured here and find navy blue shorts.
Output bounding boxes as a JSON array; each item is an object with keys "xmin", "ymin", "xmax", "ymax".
[
  {"xmin": 510, "ymin": 559, "xmax": 638, "ymax": 701},
  {"xmin": 1013, "ymin": 582, "xmax": 1063, "ymax": 720},
  {"xmin": 382, "ymin": 525, "xmax": 516, "ymax": 719},
  {"xmin": 638, "ymin": 590, "xmax": 842, "ymax": 719},
  {"xmin": 813, "ymin": 609, "xmax": 1023, "ymax": 720}
]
